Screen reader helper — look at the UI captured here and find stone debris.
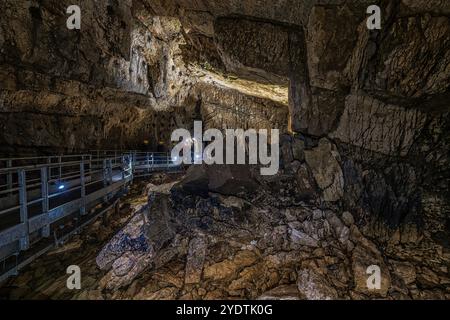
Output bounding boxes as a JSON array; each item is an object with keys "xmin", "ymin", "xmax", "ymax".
[{"xmin": 184, "ymin": 237, "xmax": 207, "ymax": 284}]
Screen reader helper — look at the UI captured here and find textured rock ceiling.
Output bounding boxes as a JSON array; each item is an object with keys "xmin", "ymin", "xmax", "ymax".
[{"xmin": 0, "ymin": 0, "xmax": 449, "ymax": 153}]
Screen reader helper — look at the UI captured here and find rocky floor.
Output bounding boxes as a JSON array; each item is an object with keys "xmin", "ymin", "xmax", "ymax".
[{"xmin": 2, "ymin": 170, "xmax": 448, "ymax": 300}]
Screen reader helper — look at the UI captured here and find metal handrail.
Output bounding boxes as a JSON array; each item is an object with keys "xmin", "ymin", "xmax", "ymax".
[
  {"xmin": 0, "ymin": 150, "xmax": 186, "ymax": 281},
  {"xmin": 0, "ymin": 154, "xmax": 91, "ymax": 162},
  {"xmin": 0, "ymin": 151, "xmax": 185, "ymax": 279},
  {"xmin": 0, "ymin": 150, "xmax": 178, "ymax": 223}
]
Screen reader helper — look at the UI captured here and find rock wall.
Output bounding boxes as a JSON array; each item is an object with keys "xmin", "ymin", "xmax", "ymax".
[
  {"xmin": 0, "ymin": 0, "xmax": 174, "ymax": 154},
  {"xmin": 149, "ymin": 0, "xmax": 450, "ymax": 239},
  {"xmin": 0, "ymin": 0, "xmax": 289, "ymax": 155}
]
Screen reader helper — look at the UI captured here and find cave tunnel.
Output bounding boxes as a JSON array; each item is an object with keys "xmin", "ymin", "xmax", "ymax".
[{"xmin": 0, "ymin": 0, "xmax": 449, "ymax": 305}]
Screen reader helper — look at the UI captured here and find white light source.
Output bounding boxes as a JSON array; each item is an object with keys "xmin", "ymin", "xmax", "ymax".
[
  {"xmin": 172, "ymin": 156, "xmax": 178, "ymax": 162},
  {"xmin": 58, "ymin": 184, "xmax": 65, "ymax": 190}
]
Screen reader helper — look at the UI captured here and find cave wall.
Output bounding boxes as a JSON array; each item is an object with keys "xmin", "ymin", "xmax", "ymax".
[
  {"xmin": 300, "ymin": 1, "xmax": 450, "ymax": 236},
  {"xmin": 149, "ymin": 0, "xmax": 450, "ymax": 242},
  {"xmin": 0, "ymin": 1, "xmax": 207, "ymax": 155},
  {"xmin": 0, "ymin": 0, "xmax": 157, "ymax": 154},
  {"xmin": 0, "ymin": 0, "xmax": 289, "ymax": 155}
]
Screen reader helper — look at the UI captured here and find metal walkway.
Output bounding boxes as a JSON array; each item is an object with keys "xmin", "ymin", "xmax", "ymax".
[{"xmin": 0, "ymin": 151, "xmax": 181, "ymax": 282}]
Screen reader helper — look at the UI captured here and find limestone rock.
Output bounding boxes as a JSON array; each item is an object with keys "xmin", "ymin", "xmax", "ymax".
[
  {"xmin": 391, "ymin": 261, "xmax": 416, "ymax": 285},
  {"xmin": 341, "ymin": 211, "xmax": 354, "ymax": 226},
  {"xmin": 184, "ymin": 237, "xmax": 207, "ymax": 284},
  {"xmin": 207, "ymin": 165, "xmax": 259, "ymax": 196},
  {"xmin": 177, "ymin": 165, "xmax": 259, "ymax": 197},
  {"xmin": 297, "ymin": 268, "xmax": 339, "ymax": 300},
  {"xmin": 220, "ymin": 196, "xmax": 246, "ymax": 210},
  {"xmin": 330, "ymin": 94, "xmax": 427, "ymax": 156},
  {"xmin": 204, "ymin": 250, "xmax": 257, "ymax": 281},
  {"xmin": 295, "ymin": 164, "xmax": 317, "ymax": 199},
  {"xmin": 258, "ymin": 284, "xmax": 302, "ymax": 300},
  {"xmin": 280, "ymin": 134, "xmax": 294, "ymax": 165},
  {"xmin": 351, "ymin": 246, "xmax": 391, "ymax": 297},
  {"xmin": 146, "ymin": 181, "xmax": 178, "ymax": 195},
  {"xmin": 96, "ymin": 213, "xmax": 149, "ymax": 271},
  {"xmin": 177, "ymin": 165, "xmax": 210, "ymax": 197},
  {"xmin": 289, "ymin": 228, "xmax": 319, "ymax": 248},
  {"xmin": 291, "ymin": 138, "xmax": 305, "ymax": 162},
  {"xmin": 304, "ymin": 138, "xmax": 344, "ymax": 202}
]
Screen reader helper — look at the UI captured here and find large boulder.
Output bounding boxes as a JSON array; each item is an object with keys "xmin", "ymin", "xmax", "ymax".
[
  {"xmin": 351, "ymin": 245, "xmax": 391, "ymax": 298},
  {"xmin": 208, "ymin": 165, "xmax": 259, "ymax": 195},
  {"xmin": 304, "ymin": 138, "xmax": 344, "ymax": 202},
  {"xmin": 184, "ymin": 237, "xmax": 207, "ymax": 284},
  {"xmin": 176, "ymin": 165, "xmax": 210, "ymax": 197},
  {"xmin": 97, "ymin": 187, "xmax": 178, "ymax": 290},
  {"xmin": 176, "ymin": 164, "xmax": 259, "ymax": 197},
  {"xmin": 297, "ymin": 268, "xmax": 339, "ymax": 300}
]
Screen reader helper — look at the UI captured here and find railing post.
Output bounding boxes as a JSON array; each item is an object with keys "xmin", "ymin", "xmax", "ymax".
[
  {"xmin": 47, "ymin": 157, "xmax": 51, "ymax": 179},
  {"xmin": 102, "ymin": 159, "xmax": 107, "ymax": 186},
  {"xmin": 40, "ymin": 167, "xmax": 50, "ymax": 237},
  {"xmin": 80, "ymin": 160, "xmax": 86, "ymax": 215},
  {"xmin": 58, "ymin": 156, "xmax": 62, "ymax": 180},
  {"xmin": 108, "ymin": 159, "xmax": 113, "ymax": 184},
  {"xmin": 89, "ymin": 154, "xmax": 92, "ymax": 178},
  {"xmin": 121, "ymin": 155, "xmax": 125, "ymax": 180},
  {"xmin": 102, "ymin": 159, "xmax": 108, "ymax": 202},
  {"xmin": 18, "ymin": 169, "xmax": 29, "ymax": 251},
  {"xmin": 6, "ymin": 159, "xmax": 12, "ymax": 191},
  {"xmin": 129, "ymin": 154, "xmax": 134, "ymax": 182}
]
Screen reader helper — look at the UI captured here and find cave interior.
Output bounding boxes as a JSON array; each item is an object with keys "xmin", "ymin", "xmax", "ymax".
[{"xmin": 0, "ymin": 0, "xmax": 449, "ymax": 300}]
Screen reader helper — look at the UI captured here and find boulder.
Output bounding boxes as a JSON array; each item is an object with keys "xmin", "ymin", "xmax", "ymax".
[
  {"xmin": 289, "ymin": 228, "xmax": 319, "ymax": 248},
  {"xmin": 176, "ymin": 164, "xmax": 259, "ymax": 197},
  {"xmin": 258, "ymin": 284, "xmax": 302, "ymax": 300},
  {"xmin": 176, "ymin": 165, "xmax": 210, "ymax": 196},
  {"xmin": 291, "ymin": 138, "xmax": 305, "ymax": 162},
  {"xmin": 143, "ymin": 194, "xmax": 175, "ymax": 251},
  {"xmin": 203, "ymin": 250, "xmax": 258, "ymax": 281},
  {"xmin": 341, "ymin": 211, "xmax": 354, "ymax": 226},
  {"xmin": 145, "ymin": 181, "xmax": 178, "ymax": 195},
  {"xmin": 351, "ymin": 246, "xmax": 391, "ymax": 297},
  {"xmin": 391, "ymin": 260, "xmax": 416, "ymax": 285},
  {"xmin": 304, "ymin": 138, "xmax": 344, "ymax": 202},
  {"xmin": 184, "ymin": 237, "xmax": 207, "ymax": 284},
  {"xmin": 295, "ymin": 164, "xmax": 317, "ymax": 199},
  {"xmin": 208, "ymin": 165, "xmax": 259, "ymax": 195},
  {"xmin": 297, "ymin": 268, "xmax": 339, "ymax": 300}
]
